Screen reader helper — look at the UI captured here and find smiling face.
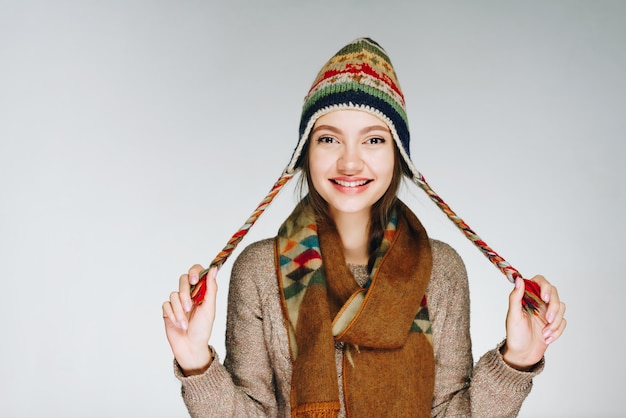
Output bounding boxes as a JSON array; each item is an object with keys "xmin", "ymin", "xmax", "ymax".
[{"xmin": 307, "ymin": 109, "xmax": 395, "ymax": 222}]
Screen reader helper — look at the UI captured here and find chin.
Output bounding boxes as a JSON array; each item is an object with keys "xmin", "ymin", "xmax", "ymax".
[{"xmin": 327, "ymin": 200, "xmax": 377, "ymax": 218}]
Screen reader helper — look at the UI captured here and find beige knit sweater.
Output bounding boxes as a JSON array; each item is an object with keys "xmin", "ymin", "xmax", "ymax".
[{"xmin": 175, "ymin": 238, "xmax": 543, "ymax": 417}]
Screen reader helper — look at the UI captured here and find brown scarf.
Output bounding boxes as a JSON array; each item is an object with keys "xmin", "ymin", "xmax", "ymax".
[{"xmin": 275, "ymin": 200, "xmax": 435, "ymax": 417}]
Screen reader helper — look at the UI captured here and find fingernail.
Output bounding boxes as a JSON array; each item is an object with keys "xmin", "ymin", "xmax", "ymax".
[
  {"xmin": 184, "ymin": 301, "xmax": 192, "ymax": 313},
  {"xmin": 545, "ymin": 336, "xmax": 554, "ymax": 344},
  {"xmin": 190, "ymin": 274, "xmax": 199, "ymax": 285},
  {"xmin": 180, "ymin": 320, "xmax": 188, "ymax": 331},
  {"xmin": 547, "ymin": 312, "xmax": 555, "ymax": 324},
  {"xmin": 542, "ymin": 329, "xmax": 552, "ymax": 339}
]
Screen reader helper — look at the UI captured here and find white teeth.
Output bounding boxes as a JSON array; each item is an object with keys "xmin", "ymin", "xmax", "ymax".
[{"xmin": 334, "ymin": 179, "xmax": 369, "ymax": 187}]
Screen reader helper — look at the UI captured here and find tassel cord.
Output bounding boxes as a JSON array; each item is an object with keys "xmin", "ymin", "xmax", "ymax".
[
  {"xmin": 410, "ymin": 172, "xmax": 546, "ymax": 315},
  {"xmin": 190, "ymin": 172, "xmax": 294, "ymax": 304}
]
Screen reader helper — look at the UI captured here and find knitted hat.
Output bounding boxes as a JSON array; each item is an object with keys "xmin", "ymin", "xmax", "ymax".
[
  {"xmin": 286, "ymin": 37, "xmax": 414, "ymax": 176},
  {"xmin": 190, "ymin": 37, "xmax": 543, "ymax": 314}
]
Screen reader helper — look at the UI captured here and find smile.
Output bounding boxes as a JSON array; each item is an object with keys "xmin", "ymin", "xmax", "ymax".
[{"xmin": 331, "ymin": 179, "xmax": 372, "ymax": 187}]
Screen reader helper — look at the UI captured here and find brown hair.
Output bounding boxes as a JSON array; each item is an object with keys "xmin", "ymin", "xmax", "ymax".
[{"xmin": 296, "ymin": 140, "xmax": 410, "ymax": 272}]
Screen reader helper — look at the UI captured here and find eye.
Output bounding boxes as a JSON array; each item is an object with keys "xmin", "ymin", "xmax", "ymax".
[
  {"xmin": 365, "ymin": 137, "xmax": 386, "ymax": 145},
  {"xmin": 316, "ymin": 136, "xmax": 337, "ymax": 144}
]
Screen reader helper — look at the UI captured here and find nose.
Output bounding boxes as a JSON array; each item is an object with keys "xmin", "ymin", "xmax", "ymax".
[{"xmin": 337, "ymin": 146, "xmax": 364, "ymax": 174}]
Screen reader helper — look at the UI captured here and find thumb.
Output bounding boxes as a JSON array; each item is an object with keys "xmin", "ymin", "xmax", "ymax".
[
  {"xmin": 205, "ymin": 267, "xmax": 218, "ymax": 306},
  {"xmin": 508, "ymin": 277, "xmax": 525, "ymax": 317},
  {"xmin": 195, "ymin": 267, "xmax": 218, "ymax": 316},
  {"xmin": 187, "ymin": 267, "xmax": 219, "ymax": 344}
]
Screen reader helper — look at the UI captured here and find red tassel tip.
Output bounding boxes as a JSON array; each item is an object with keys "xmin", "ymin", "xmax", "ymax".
[
  {"xmin": 190, "ymin": 271, "xmax": 209, "ymax": 305},
  {"xmin": 521, "ymin": 278, "xmax": 546, "ymax": 317}
]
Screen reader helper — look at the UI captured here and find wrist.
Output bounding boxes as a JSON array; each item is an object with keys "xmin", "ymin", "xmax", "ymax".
[
  {"xmin": 500, "ymin": 343, "xmax": 535, "ymax": 372},
  {"xmin": 179, "ymin": 347, "xmax": 213, "ymax": 376}
]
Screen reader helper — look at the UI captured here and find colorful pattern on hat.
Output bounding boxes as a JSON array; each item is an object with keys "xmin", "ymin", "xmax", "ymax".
[{"xmin": 286, "ymin": 37, "xmax": 413, "ymax": 174}]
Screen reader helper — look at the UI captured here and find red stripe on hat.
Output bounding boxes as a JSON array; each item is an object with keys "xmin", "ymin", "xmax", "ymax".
[{"xmin": 309, "ymin": 62, "xmax": 404, "ymax": 102}]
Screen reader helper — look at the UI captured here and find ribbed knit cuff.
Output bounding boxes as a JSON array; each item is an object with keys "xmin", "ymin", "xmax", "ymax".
[
  {"xmin": 479, "ymin": 340, "xmax": 545, "ymax": 393},
  {"xmin": 173, "ymin": 346, "xmax": 229, "ymax": 402}
]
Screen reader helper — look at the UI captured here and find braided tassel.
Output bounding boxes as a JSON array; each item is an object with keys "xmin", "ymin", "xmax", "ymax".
[
  {"xmin": 410, "ymin": 172, "xmax": 545, "ymax": 316},
  {"xmin": 190, "ymin": 172, "xmax": 294, "ymax": 304}
]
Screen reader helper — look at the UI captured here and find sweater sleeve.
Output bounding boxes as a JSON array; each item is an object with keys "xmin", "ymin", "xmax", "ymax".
[
  {"xmin": 429, "ymin": 240, "xmax": 543, "ymax": 417},
  {"xmin": 174, "ymin": 240, "xmax": 283, "ymax": 417}
]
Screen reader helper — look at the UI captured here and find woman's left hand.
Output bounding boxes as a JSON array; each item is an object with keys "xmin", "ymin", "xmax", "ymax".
[{"xmin": 502, "ymin": 275, "xmax": 567, "ymax": 371}]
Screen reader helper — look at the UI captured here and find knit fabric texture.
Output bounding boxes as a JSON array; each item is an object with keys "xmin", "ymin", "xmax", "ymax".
[{"xmin": 287, "ymin": 37, "xmax": 412, "ymax": 175}]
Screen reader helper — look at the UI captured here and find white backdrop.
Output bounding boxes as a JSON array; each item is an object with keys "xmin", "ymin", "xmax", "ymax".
[{"xmin": 1, "ymin": 1, "xmax": 624, "ymax": 417}]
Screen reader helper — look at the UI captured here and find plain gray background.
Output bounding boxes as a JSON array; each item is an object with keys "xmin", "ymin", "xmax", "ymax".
[{"xmin": 1, "ymin": 1, "xmax": 624, "ymax": 417}]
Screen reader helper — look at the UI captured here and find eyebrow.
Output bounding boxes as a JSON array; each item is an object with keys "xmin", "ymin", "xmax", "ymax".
[{"xmin": 311, "ymin": 124, "xmax": 390, "ymax": 135}]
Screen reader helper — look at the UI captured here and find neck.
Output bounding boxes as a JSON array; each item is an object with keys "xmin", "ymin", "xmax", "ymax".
[{"xmin": 330, "ymin": 210, "xmax": 370, "ymax": 265}]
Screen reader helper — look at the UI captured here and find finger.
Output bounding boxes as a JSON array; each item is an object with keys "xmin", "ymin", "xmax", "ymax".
[
  {"xmin": 162, "ymin": 301, "xmax": 181, "ymax": 331},
  {"xmin": 540, "ymin": 280, "xmax": 561, "ymax": 324},
  {"xmin": 206, "ymin": 267, "xmax": 218, "ymax": 305},
  {"xmin": 553, "ymin": 316, "xmax": 567, "ymax": 340},
  {"xmin": 162, "ymin": 301, "xmax": 175, "ymax": 325},
  {"xmin": 531, "ymin": 274, "xmax": 554, "ymax": 303},
  {"xmin": 194, "ymin": 267, "xmax": 219, "ymax": 313},
  {"xmin": 549, "ymin": 299, "xmax": 566, "ymax": 327},
  {"xmin": 169, "ymin": 291, "xmax": 188, "ymax": 330},
  {"xmin": 545, "ymin": 316, "xmax": 567, "ymax": 344},
  {"xmin": 543, "ymin": 300, "xmax": 567, "ymax": 337},
  {"xmin": 188, "ymin": 264, "xmax": 205, "ymax": 286},
  {"xmin": 528, "ymin": 275, "xmax": 558, "ymax": 322},
  {"xmin": 508, "ymin": 277, "xmax": 525, "ymax": 317},
  {"xmin": 179, "ymin": 274, "xmax": 193, "ymax": 313}
]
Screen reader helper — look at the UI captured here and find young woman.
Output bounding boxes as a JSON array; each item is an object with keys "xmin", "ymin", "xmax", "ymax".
[{"xmin": 162, "ymin": 38, "xmax": 567, "ymax": 417}]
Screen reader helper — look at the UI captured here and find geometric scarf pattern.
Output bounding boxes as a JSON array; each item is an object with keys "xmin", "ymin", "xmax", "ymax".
[{"xmin": 276, "ymin": 200, "xmax": 435, "ymax": 417}]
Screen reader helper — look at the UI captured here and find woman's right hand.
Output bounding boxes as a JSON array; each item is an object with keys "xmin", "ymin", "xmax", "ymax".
[{"xmin": 162, "ymin": 265, "xmax": 218, "ymax": 376}]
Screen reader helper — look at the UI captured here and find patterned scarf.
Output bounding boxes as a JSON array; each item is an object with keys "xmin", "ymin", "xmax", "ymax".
[{"xmin": 275, "ymin": 200, "xmax": 435, "ymax": 417}]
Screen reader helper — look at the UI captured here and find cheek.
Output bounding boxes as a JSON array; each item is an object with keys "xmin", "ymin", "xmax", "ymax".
[
  {"xmin": 308, "ymin": 152, "xmax": 331, "ymax": 189},
  {"xmin": 371, "ymin": 151, "xmax": 395, "ymax": 183}
]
